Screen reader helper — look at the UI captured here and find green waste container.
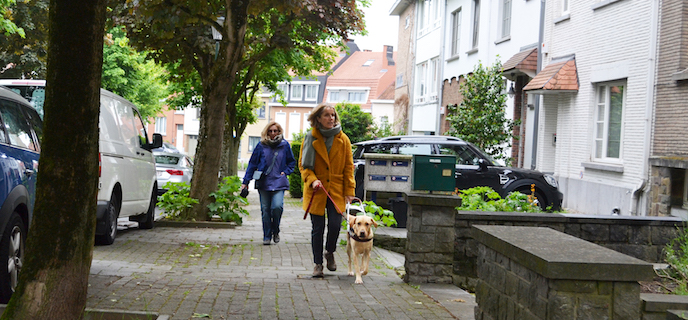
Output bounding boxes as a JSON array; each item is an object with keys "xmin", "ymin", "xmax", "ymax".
[{"xmin": 412, "ymin": 154, "xmax": 455, "ymax": 192}]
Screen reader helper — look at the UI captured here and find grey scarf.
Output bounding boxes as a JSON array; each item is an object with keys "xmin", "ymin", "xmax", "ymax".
[
  {"xmin": 263, "ymin": 134, "xmax": 283, "ymax": 148},
  {"xmin": 301, "ymin": 125, "xmax": 341, "ymax": 170}
]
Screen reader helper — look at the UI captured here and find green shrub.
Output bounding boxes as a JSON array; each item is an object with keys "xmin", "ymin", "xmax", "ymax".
[
  {"xmin": 157, "ymin": 182, "xmax": 199, "ymax": 220},
  {"xmin": 456, "ymin": 186, "xmax": 542, "ymax": 213},
  {"xmin": 208, "ymin": 176, "xmax": 249, "ymax": 225},
  {"xmin": 288, "ymin": 141, "xmax": 303, "ymax": 198},
  {"xmin": 341, "ymin": 200, "xmax": 397, "ymax": 228},
  {"xmin": 658, "ymin": 224, "xmax": 688, "ymax": 294}
]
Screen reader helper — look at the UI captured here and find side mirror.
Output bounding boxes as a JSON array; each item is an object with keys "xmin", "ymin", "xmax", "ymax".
[
  {"xmin": 143, "ymin": 133, "xmax": 163, "ymax": 151},
  {"xmin": 477, "ymin": 159, "xmax": 489, "ymax": 172}
]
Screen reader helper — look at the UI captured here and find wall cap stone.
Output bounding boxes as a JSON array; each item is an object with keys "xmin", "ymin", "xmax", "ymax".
[
  {"xmin": 457, "ymin": 211, "xmax": 683, "ymax": 226},
  {"xmin": 406, "ymin": 193, "xmax": 462, "ymax": 207},
  {"xmin": 473, "ymin": 225, "xmax": 654, "ymax": 281},
  {"xmin": 641, "ymin": 293, "xmax": 688, "ymax": 312}
]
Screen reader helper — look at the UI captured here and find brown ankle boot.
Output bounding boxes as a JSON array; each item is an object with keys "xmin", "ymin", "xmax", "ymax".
[
  {"xmin": 324, "ymin": 251, "xmax": 336, "ymax": 271},
  {"xmin": 313, "ymin": 264, "xmax": 324, "ymax": 277}
]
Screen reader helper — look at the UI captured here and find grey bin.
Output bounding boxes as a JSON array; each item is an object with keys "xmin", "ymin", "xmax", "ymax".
[{"xmin": 388, "ymin": 197, "xmax": 407, "ymax": 228}]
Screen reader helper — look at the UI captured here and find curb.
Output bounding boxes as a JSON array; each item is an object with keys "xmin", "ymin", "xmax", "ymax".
[
  {"xmin": 155, "ymin": 219, "xmax": 237, "ymax": 229},
  {"xmin": 0, "ymin": 305, "xmax": 170, "ymax": 319}
]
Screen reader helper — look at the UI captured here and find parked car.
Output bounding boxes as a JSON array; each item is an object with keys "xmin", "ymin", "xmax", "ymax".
[
  {"xmin": 153, "ymin": 142, "xmax": 181, "ymax": 154},
  {"xmin": 0, "ymin": 87, "xmax": 42, "ymax": 303},
  {"xmin": 0, "ymin": 80, "xmax": 162, "ymax": 245},
  {"xmin": 353, "ymin": 135, "xmax": 563, "ymax": 211},
  {"xmin": 154, "ymin": 151, "xmax": 193, "ymax": 195}
]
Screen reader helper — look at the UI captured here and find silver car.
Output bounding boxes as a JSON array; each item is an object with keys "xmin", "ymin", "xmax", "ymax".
[{"xmin": 154, "ymin": 151, "xmax": 194, "ymax": 195}]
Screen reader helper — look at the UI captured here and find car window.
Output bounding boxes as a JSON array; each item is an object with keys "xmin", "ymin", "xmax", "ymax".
[
  {"xmin": 0, "ymin": 99, "xmax": 38, "ymax": 151},
  {"xmin": 439, "ymin": 144, "xmax": 481, "ymax": 165},
  {"xmin": 397, "ymin": 143, "xmax": 432, "ymax": 155},
  {"xmin": 155, "ymin": 155, "xmax": 180, "ymax": 165},
  {"xmin": 22, "ymin": 106, "xmax": 42, "ymax": 145}
]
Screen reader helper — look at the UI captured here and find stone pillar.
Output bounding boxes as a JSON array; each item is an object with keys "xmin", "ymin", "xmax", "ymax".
[
  {"xmin": 404, "ymin": 193, "xmax": 461, "ymax": 284},
  {"xmin": 472, "ymin": 225, "xmax": 654, "ymax": 320}
]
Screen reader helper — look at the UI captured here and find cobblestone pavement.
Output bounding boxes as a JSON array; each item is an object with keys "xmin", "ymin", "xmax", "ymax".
[{"xmin": 87, "ymin": 190, "xmax": 459, "ymax": 319}]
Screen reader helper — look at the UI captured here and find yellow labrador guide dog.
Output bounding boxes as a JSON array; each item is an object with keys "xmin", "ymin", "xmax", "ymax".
[{"xmin": 346, "ymin": 200, "xmax": 378, "ymax": 284}]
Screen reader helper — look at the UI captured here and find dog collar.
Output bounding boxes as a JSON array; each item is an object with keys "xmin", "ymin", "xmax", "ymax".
[{"xmin": 348, "ymin": 228, "xmax": 372, "ymax": 243}]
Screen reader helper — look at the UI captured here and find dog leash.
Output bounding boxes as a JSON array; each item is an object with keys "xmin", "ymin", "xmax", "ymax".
[{"xmin": 302, "ymin": 185, "xmax": 346, "ymax": 219}]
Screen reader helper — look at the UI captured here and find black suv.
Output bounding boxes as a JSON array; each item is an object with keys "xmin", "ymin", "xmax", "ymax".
[{"xmin": 353, "ymin": 135, "xmax": 563, "ymax": 211}]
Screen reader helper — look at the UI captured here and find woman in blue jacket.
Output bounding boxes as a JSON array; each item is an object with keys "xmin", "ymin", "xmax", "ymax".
[{"xmin": 242, "ymin": 122, "xmax": 296, "ymax": 245}]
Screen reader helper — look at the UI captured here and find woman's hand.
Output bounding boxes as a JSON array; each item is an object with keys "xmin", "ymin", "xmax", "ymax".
[
  {"xmin": 345, "ymin": 195, "xmax": 355, "ymax": 204},
  {"xmin": 311, "ymin": 180, "xmax": 323, "ymax": 190},
  {"xmin": 241, "ymin": 184, "xmax": 247, "ymax": 190}
]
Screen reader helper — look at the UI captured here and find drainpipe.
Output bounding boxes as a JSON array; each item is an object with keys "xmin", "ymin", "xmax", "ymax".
[
  {"xmin": 630, "ymin": 0, "xmax": 659, "ymax": 216},
  {"xmin": 436, "ymin": 0, "xmax": 447, "ymax": 135},
  {"xmin": 531, "ymin": 0, "xmax": 546, "ymax": 170}
]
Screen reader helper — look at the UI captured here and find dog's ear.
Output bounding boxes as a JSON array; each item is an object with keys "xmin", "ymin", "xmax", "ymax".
[
  {"xmin": 371, "ymin": 218, "xmax": 378, "ymax": 228},
  {"xmin": 348, "ymin": 215, "xmax": 357, "ymax": 228}
]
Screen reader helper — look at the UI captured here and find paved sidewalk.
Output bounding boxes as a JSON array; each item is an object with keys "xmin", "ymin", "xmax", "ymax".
[{"xmin": 88, "ymin": 188, "xmax": 474, "ymax": 319}]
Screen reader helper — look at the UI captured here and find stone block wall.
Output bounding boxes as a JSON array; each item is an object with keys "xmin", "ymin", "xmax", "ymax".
[
  {"xmin": 403, "ymin": 193, "xmax": 461, "ymax": 284},
  {"xmin": 454, "ymin": 212, "xmax": 683, "ymax": 291},
  {"xmin": 473, "ymin": 225, "xmax": 653, "ymax": 320}
]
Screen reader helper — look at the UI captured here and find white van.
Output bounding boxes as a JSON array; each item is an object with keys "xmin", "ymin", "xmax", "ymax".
[{"xmin": 0, "ymin": 80, "xmax": 162, "ymax": 245}]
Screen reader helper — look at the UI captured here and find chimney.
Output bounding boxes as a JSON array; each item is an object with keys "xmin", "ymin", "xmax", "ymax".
[{"xmin": 383, "ymin": 45, "xmax": 395, "ymax": 66}]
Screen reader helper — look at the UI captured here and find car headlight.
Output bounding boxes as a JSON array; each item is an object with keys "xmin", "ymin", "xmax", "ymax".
[{"xmin": 544, "ymin": 174, "xmax": 558, "ymax": 188}]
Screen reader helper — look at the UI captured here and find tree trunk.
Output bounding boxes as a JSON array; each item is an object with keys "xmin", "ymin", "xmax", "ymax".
[
  {"xmin": 188, "ymin": 87, "xmax": 228, "ymax": 221},
  {"xmin": 220, "ymin": 104, "xmax": 244, "ymax": 179},
  {"xmin": 1, "ymin": 0, "xmax": 106, "ymax": 319}
]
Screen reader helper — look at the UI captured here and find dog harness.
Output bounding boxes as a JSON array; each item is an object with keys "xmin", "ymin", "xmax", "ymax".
[{"xmin": 348, "ymin": 227, "xmax": 372, "ymax": 242}]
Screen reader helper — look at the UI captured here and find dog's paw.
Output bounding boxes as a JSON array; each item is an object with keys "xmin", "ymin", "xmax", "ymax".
[
  {"xmin": 355, "ymin": 278, "xmax": 363, "ymax": 284},
  {"xmin": 348, "ymin": 271, "xmax": 354, "ymax": 276}
]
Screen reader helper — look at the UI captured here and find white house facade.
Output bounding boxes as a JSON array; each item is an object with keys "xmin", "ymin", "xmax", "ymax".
[{"xmin": 525, "ymin": 0, "xmax": 659, "ymax": 216}]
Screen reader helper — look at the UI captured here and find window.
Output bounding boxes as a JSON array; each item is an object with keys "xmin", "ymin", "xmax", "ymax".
[
  {"xmin": 328, "ymin": 91, "xmax": 341, "ymax": 102},
  {"xmin": 305, "ymin": 85, "xmax": 318, "ymax": 101},
  {"xmin": 396, "ymin": 73, "xmax": 404, "ymax": 88},
  {"xmin": 363, "ymin": 59, "xmax": 375, "ymax": 66},
  {"xmin": 291, "ymin": 84, "xmax": 303, "ymax": 100},
  {"xmin": 155, "ymin": 117, "xmax": 167, "ymax": 134},
  {"xmin": 430, "ymin": 58, "xmax": 439, "ymax": 98},
  {"xmin": 562, "ymin": 0, "xmax": 569, "ymax": 14},
  {"xmin": 416, "ymin": 61, "xmax": 428, "ymax": 98},
  {"xmin": 471, "ymin": 0, "xmax": 480, "ymax": 49},
  {"xmin": 405, "ymin": 15, "xmax": 410, "ymax": 29},
  {"xmin": 501, "ymin": 0, "xmax": 511, "ymax": 38},
  {"xmin": 248, "ymin": 136, "xmax": 260, "ymax": 152},
  {"xmin": 0, "ymin": 100, "xmax": 37, "ymax": 151},
  {"xmin": 418, "ymin": 0, "xmax": 440, "ymax": 35},
  {"xmin": 451, "ymin": 9, "xmax": 462, "ymax": 57},
  {"xmin": 277, "ymin": 83, "xmax": 288, "ymax": 99},
  {"xmin": 439, "ymin": 144, "xmax": 481, "ymax": 165},
  {"xmin": 593, "ymin": 82, "xmax": 625, "ymax": 160},
  {"xmin": 348, "ymin": 92, "xmax": 366, "ymax": 102},
  {"xmin": 256, "ymin": 103, "xmax": 266, "ymax": 119}
]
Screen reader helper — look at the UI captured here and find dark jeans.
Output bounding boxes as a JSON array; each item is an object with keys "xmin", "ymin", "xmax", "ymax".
[
  {"xmin": 310, "ymin": 198, "xmax": 342, "ymax": 265},
  {"xmin": 258, "ymin": 189, "xmax": 284, "ymax": 241}
]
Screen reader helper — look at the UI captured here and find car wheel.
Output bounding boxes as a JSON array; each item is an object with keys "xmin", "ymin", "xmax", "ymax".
[
  {"xmin": 0, "ymin": 212, "xmax": 25, "ymax": 303},
  {"xmin": 138, "ymin": 186, "xmax": 156, "ymax": 230},
  {"xmin": 95, "ymin": 194, "xmax": 119, "ymax": 245}
]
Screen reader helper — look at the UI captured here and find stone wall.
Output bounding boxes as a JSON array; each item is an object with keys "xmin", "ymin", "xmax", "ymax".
[
  {"xmin": 454, "ymin": 211, "xmax": 683, "ymax": 291},
  {"xmin": 473, "ymin": 225, "xmax": 654, "ymax": 320},
  {"xmin": 403, "ymin": 193, "xmax": 461, "ymax": 284}
]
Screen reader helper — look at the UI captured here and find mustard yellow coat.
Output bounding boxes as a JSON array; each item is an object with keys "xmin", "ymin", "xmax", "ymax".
[{"xmin": 300, "ymin": 128, "xmax": 355, "ymax": 216}]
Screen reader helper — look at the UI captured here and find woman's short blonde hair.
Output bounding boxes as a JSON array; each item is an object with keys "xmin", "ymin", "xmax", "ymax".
[
  {"xmin": 260, "ymin": 121, "xmax": 284, "ymax": 143},
  {"xmin": 307, "ymin": 104, "xmax": 340, "ymax": 129}
]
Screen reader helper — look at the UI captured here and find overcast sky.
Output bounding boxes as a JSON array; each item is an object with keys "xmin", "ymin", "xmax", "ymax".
[{"xmin": 349, "ymin": 1, "xmax": 399, "ymax": 52}]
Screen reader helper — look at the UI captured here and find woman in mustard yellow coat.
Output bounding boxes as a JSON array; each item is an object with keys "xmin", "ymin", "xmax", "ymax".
[{"xmin": 300, "ymin": 104, "xmax": 355, "ymax": 277}]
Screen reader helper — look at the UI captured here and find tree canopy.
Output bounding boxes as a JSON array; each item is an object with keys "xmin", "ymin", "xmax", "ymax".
[
  {"xmin": 446, "ymin": 60, "xmax": 516, "ymax": 160},
  {"xmin": 113, "ymin": 0, "xmax": 365, "ymax": 220},
  {"xmin": 0, "ymin": 0, "xmax": 47, "ymax": 79},
  {"xmin": 101, "ymin": 27, "xmax": 168, "ymax": 121},
  {"xmin": 336, "ymin": 102, "xmax": 374, "ymax": 144}
]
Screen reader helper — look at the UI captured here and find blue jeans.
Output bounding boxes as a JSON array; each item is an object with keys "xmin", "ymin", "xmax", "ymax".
[
  {"xmin": 258, "ymin": 189, "xmax": 284, "ymax": 241},
  {"xmin": 310, "ymin": 199, "xmax": 342, "ymax": 265}
]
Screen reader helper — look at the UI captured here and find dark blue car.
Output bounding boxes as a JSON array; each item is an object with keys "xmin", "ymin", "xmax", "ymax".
[{"xmin": 0, "ymin": 87, "xmax": 42, "ymax": 303}]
